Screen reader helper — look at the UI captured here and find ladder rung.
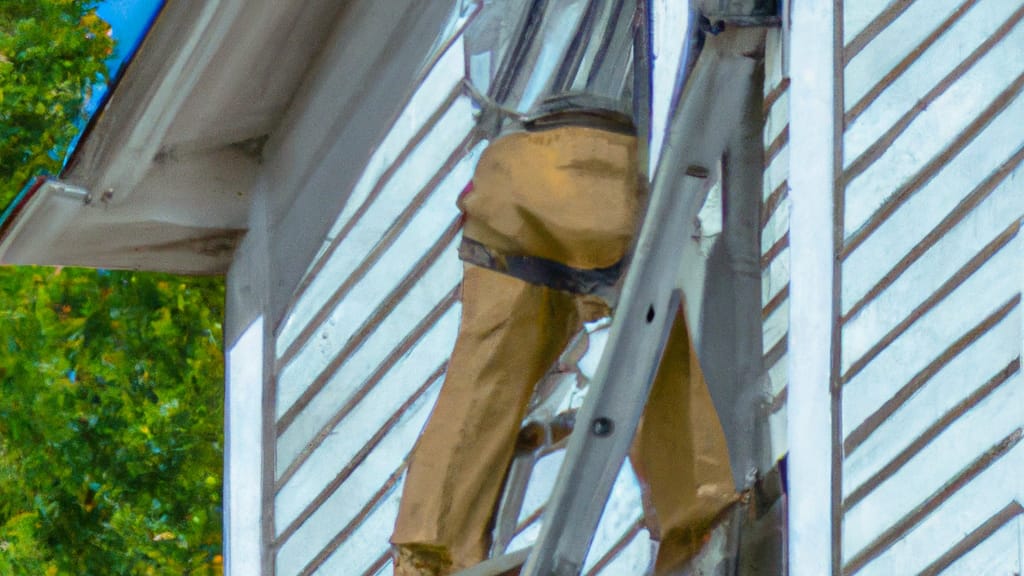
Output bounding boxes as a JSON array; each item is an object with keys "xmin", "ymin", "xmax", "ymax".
[{"xmin": 453, "ymin": 547, "xmax": 531, "ymax": 576}]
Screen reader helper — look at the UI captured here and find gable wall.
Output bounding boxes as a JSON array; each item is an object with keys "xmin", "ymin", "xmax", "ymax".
[{"xmin": 838, "ymin": 1, "xmax": 1024, "ymax": 573}]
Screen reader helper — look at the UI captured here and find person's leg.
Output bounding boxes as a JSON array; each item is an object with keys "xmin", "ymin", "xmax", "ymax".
[
  {"xmin": 392, "ymin": 264, "xmax": 581, "ymax": 575},
  {"xmin": 393, "ymin": 121, "xmax": 639, "ymax": 575},
  {"xmin": 630, "ymin": 308, "xmax": 738, "ymax": 574}
]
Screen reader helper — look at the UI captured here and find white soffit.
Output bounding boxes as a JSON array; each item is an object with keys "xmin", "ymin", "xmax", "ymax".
[{"xmin": 0, "ymin": 0, "xmax": 349, "ymax": 273}]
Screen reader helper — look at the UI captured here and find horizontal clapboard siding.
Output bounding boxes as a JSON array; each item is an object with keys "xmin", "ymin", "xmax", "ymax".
[
  {"xmin": 762, "ymin": 27, "xmax": 790, "ymax": 463},
  {"xmin": 839, "ymin": 1, "xmax": 1024, "ymax": 574},
  {"xmin": 267, "ymin": 12, "xmax": 658, "ymax": 574},
  {"xmin": 270, "ymin": 33, "xmax": 475, "ymax": 576}
]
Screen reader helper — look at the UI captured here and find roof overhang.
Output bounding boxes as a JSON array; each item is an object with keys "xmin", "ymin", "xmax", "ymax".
[{"xmin": 0, "ymin": 0, "xmax": 348, "ymax": 273}]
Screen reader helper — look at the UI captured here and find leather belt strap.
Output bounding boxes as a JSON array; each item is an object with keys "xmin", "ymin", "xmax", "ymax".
[{"xmin": 458, "ymin": 236, "xmax": 624, "ymax": 296}]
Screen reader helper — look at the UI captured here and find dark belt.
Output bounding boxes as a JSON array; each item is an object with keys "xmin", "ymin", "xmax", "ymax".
[
  {"xmin": 458, "ymin": 236, "xmax": 625, "ymax": 296},
  {"xmin": 522, "ymin": 94, "xmax": 636, "ymax": 135},
  {"xmin": 462, "ymin": 97, "xmax": 637, "ymax": 294}
]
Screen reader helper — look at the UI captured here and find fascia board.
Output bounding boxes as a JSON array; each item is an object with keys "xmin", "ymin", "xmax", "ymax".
[{"xmin": 0, "ymin": 144, "xmax": 257, "ymax": 274}]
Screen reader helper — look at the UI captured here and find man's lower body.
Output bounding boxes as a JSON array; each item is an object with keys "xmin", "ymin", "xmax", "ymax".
[{"xmin": 391, "ymin": 125, "xmax": 736, "ymax": 575}]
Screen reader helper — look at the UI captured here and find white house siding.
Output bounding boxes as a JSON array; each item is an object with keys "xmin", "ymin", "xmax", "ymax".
[
  {"xmin": 261, "ymin": 0, "xmax": 457, "ymax": 326},
  {"xmin": 234, "ymin": 1, "xmax": 465, "ymax": 572},
  {"xmin": 838, "ymin": 1, "xmax": 1024, "ymax": 574},
  {"xmin": 257, "ymin": 3, "xmax": 682, "ymax": 574},
  {"xmin": 267, "ymin": 31, "xmax": 474, "ymax": 574},
  {"xmin": 762, "ymin": 26, "xmax": 790, "ymax": 466}
]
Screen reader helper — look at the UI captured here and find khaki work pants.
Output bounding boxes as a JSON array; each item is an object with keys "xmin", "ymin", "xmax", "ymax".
[{"xmin": 391, "ymin": 126, "xmax": 736, "ymax": 575}]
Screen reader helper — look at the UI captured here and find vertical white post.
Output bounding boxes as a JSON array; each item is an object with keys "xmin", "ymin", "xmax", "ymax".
[
  {"xmin": 787, "ymin": 1, "xmax": 837, "ymax": 574},
  {"xmin": 225, "ymin": 317, "xmax": 265, "ymax": 576}
]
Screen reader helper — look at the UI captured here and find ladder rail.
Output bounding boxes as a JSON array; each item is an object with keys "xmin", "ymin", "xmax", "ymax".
[
  {"xmin": 452, "ymin": 4, "xmax": 780, "ymax": 574},
  {"xmin": 521, "ymin": 16, "xmax": 772, "ymax": 576}
]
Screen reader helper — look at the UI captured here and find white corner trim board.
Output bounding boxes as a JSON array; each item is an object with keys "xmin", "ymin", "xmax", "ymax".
[{"xmin": 787, "ymin": 1, "xmax": 838, "ymax": 575}]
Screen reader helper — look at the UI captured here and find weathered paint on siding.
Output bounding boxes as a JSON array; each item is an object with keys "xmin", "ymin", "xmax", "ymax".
[{"xmin": 838, "ymin": 1, "xmax": 1024, "ymax": 574}]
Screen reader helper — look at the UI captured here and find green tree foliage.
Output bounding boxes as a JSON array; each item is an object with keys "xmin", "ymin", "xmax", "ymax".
[
  {"xmin": 0, "ymin": 0, "xmax": 113, "ymax": 206},
  {"xmin": 0, "ymin": 269, "xmax": 225, "ymax": 575},
  {"xmin": 0, "ymin": 2, "xmax": 225, "ymax": 574}
]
